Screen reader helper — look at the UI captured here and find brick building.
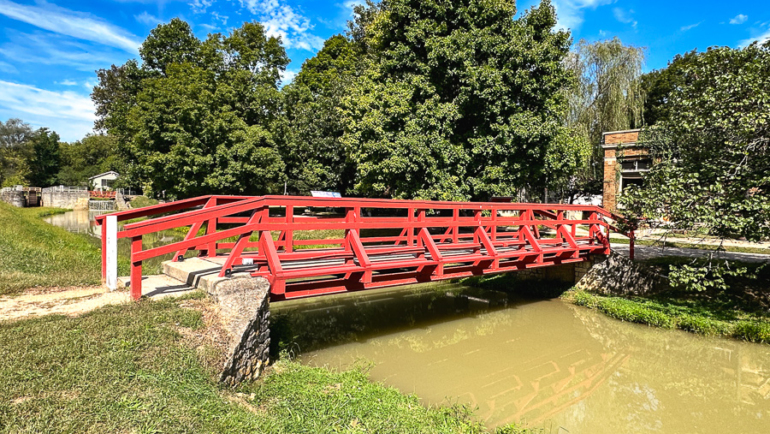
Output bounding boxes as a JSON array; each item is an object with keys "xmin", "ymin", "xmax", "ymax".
[{"xmin": 602, "ymin": 129, "xmax": 651, "ymax": 211}]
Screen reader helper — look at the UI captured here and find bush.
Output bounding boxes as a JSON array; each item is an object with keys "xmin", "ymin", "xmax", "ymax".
[
  {"xmin": 677, "ymin": 315, "xmax": 732, "ymax": 336},
  {"xmin": 733, "ymin": 321, "xmax": 770, "ymax": 344},
  {"xmin": 571, "ymin": 290, "xmax": 599, "ymax": 308}
]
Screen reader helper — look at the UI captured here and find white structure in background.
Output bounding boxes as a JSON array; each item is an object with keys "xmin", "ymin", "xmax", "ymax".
[{"xmin": 89, "ymin": 171, "xmax": 119, "ymax": 191}]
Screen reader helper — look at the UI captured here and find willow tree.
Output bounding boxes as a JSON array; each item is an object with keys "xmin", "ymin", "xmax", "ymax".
[{"xmin": 563, "ymin": 38, "xmax": 645, "ymax": 199}]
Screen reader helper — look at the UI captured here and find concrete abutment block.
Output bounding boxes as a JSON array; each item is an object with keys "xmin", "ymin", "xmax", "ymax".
[{"xmin": 203, "ymin": 272, "xmax": 271, "ymax": 385}]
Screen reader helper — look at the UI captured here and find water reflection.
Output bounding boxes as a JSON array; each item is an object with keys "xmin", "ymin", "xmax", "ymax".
[
  {"xmin": 275, "ymin": 285, "xmax": 770, "ymax": 433},
  {"xmin": 44, "ymin": 210, "xmax": 109, "ymax": 237}
]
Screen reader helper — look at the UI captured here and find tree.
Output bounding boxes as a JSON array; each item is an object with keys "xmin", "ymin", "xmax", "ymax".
[
  {"xmin": 342, "ymin": 0, "xmax": 584, "ymax": 201},
  {"xmin": 621, "ymin": 42, "xmax": 770, "ymax": 290},
  {"xmin": 57, "ymin": 134, "xmax": 119, "ymax": 186},
  {"xmin": 281, "ymin": 35, "xmax": 362, "ymax": 194},
  {"xmin": 640, "ymin": 50, "xmax": 699, "ymax": 126},
  {"xmin": 566, "ymin": 38, "xmax": 646, "ymax": 146},
  {"xmin": 93, "ymin": 20, "xmax": 289, "ymax": 198},
  {"xmin": 0, "ymin": 118, "xmax": 35, "ymax": 186},
  {"xmin": 28, "ymin": 128, "xmax": 61, "ymax": 187},
  {"xmin": 563, "ymin": 38, "xmax": 645, "ymax": 202}
]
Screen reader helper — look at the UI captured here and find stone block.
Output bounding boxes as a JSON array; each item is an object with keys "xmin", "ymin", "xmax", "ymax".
[
  {"xmin": 575, "ymin": 252, "xmax": 666, "ymax": 296},
  {"xmin": 208, "ymin": 273, "xmax": 272, "ymax": 385}
]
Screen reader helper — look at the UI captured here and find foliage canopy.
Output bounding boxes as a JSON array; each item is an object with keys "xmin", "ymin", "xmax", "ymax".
[
  {"xmin": 342, "ymin": 0, "xmax": 584, "ymax": 201},
  {"xmin": 621, "ymin": 42, "xmax": 770, "ymax": 289},
  {"xmin": 93, "ymin": 19, "xmax": 289, "ymax": 197}
]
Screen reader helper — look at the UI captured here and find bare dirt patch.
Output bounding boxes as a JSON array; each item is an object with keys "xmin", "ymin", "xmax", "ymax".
[{"xmin": 0, "ymin": 286, "xmax": 131, "ymax": 322}]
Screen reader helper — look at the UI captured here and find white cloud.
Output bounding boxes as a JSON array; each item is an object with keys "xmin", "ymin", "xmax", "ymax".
[
  {"xmin": 552, "ymin": 0, "xmax": 614, "ymax": 31},
  {"xmin": 0, "ymin": 31, "xmax": 127, "ymax": 72},
  {"xmin": 681, "ymin": 22, "xmax": 701, "ymax": 32},
  {"xmin": 58, "ymin": 80, "xmax": 78, "ymax": 86},
  {"xmin": 280, "ymin": 68, "xmax": 297, "ymax": 85},
  {"xmin": 0, "ymin": 80, "xmax": 95, "ymax": 141},
  {"xmin": 238, "ymin": 0, "xmax": 325, "ymax": 51},
  {"xmin": 190, "ymin": 0, "xmax": 214, "ymax": 13},
  {"xmin": 0, "ymin": 61, "xmax": 17, "ymax": 74},
  {"xmin": 739, "ymin": 29, "xmax": 770, "ymax": 47},
  {"xmin": 135, "ymin": 11, "xmax": 160, "ymax": 25},
  {"xmin": 613, "ymin": 8, "xmax": 638, "ymax": 29},
  {"xmin": 730, "ymin": 14, "xmax": 748, "ymax": 25},
  {"xmin": 0, "ymin": 0, "xmax": 141, "ymax": 53},
  {"xmin": 212, "ymin": 11, "xmax": 229, "ymax": 25}
]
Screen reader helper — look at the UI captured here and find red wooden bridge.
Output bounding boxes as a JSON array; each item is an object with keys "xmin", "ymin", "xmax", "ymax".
[{"xmin": 95, "ymin": 196, "xmax": 633, "ymax": 302}]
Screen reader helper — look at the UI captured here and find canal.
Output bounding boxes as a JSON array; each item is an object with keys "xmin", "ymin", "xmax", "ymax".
[{"xmin": 48, "ymin": 210, "xmax": 770, "ymax": 433}]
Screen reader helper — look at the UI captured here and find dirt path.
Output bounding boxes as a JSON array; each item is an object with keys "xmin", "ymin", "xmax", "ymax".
[
  {"xmin": 0, "ymin": 286, "xmax": 132, "ymax": 322},
  {"xmin": 612, "ymin": 244, "xmax": 770, "ymax": 263}
]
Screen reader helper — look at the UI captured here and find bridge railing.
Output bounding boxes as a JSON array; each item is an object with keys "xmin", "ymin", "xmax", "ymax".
[{"xmin": 96, "ymin": 195, "xmax": 632, "ymax": 301}]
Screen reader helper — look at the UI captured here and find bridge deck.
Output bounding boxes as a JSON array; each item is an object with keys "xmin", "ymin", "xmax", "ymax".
[{"xmin": 96, "ymin": 195, "xmax": 631, "ymax": 301}]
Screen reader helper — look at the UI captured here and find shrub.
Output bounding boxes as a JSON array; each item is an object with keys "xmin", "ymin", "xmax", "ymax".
[
  {"xmin": 733, "ymin": 321, "xmax": 770, "ymax": 344},
  {"xmin": 677, "ymin": 315, "xmax": 732, "ymax": 336}
]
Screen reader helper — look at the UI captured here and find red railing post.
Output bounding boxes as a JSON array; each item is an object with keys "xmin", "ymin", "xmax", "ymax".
[
  {"xmin": 206, "ymin": 197, "xmax": 218, "ymax": 257},
  {"xmin": 130, "ymin": 236, "xmax": 142, "ymax": 301},
  {"xmin": 629, "ymin": 230, "xmax": 635, "ymax": 260}
]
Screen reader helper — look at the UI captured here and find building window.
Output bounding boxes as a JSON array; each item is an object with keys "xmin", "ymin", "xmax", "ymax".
[{"xmin": 620, "ymin": 158, "xmax": 652, "ymax": 172}]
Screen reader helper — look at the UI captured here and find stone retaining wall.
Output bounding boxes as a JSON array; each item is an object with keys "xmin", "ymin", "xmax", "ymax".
[
  {"xmin": 0, "ymin": 190, "xmax": 25, "ymax": 207},
  {"xmin": 575, "ymin": 251, "xmax": 666, "ymax": 296},
  {"xmin": 42, "ymin": 190, "xmax": 89, "ymax": 209}
]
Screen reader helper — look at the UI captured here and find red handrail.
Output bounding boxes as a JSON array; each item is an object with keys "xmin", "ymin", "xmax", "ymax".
[{"xmin": 97, "ymin": 195, "xmax": 632, "ymax": 301}]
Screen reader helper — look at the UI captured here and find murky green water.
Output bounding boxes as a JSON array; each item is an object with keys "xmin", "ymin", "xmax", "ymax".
[{"xmin": 274, "ymin": 284, "xmax": 770, "ymax": 433}]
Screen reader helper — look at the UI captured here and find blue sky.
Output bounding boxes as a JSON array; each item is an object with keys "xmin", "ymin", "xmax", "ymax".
[{"xmin": 1, "ymin": 0, "xmax": 768, "ymax": 141}]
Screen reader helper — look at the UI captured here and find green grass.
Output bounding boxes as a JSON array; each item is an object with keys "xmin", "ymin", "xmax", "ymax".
[
  {"xmin": 563, "ymin": 290, "xmax": 770, "ymax": 343},
  {"xmin": 0, "ymin": 295, "xmax": 535, "ymax": 433},
  {"xmin": 0, "ymin": 203, "xmax": 102, "ymax": 295}
]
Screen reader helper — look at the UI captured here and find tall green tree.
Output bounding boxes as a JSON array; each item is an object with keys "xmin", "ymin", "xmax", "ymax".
[
  {"xmin": 0, "ymin": 118, "xmax": 35, "ymax": 186},
  {"xmin": 282, "ymin": 35, "xmax": 362, "ymax": 194},
  {"xmin": 57, "ymin": 134, "xmax": 119, "ymax": 186},
  {"xmin": 342, "ymin": 0, "xmax": 584, "ymax": 201},
  {"xmin": 640, "ymin": 50, "xmax": 699, "ymax": 126},
  {"xmin": 93, "ymin": 19, "xmax": 289, "ymax": 198},
  {"xmin": 28, "ymin": 128, "xmax": 61, "ymax": 188},
  {"xmin": 566, "ymin": 38, "xmax": 645, "ymax": 146},
  {"xmin": 621, "ymin": 42, "xmax": 770, "ymax": 291}
]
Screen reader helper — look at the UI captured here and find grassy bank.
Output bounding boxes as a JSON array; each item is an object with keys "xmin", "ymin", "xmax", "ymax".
[
  {"xmin": 563, "ymin": 290, "xmax": 770, "ymax": 343},
  {"xmin": 561, "ymin": 256, "xmax": 770, "ymax": 343},
  {"xmin": 0, "ymin": 203, "xmax": 102, "ymax": 295},
  {"xmin": 0, "ymin": 294, "xmax": 532, "ymax": 433}
]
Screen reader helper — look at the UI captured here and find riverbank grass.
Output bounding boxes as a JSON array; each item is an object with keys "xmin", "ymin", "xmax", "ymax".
[
  {"xmin": 0, "ymin": 203, "xmax": 102, "ymax": 295},
  {"xmin": 562, "ymin": 290, "xmax": 770, "ymax": 343},
  {"xmin": 0, "ymin": 294, "xmax": 531, "ymax": 433}
]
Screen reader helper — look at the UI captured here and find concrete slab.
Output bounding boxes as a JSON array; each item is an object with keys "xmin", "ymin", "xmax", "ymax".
[
  {"xmin": 116, "ymin": 274, "xmax": 197, "ymax": 299},
  {"xmin": 162, "ymin": 257, "xmax": 222, "ymax": 287}
]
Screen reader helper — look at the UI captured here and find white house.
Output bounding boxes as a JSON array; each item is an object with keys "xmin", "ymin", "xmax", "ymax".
[{"xmin": 89, "ymin": 171, "xmax": 119, "ymax": 191}]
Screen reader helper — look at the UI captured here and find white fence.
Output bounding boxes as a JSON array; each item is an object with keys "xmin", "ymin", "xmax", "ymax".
[{"xmin": 41, "ymin": 185, "xmax": 88, "ymax": 193}]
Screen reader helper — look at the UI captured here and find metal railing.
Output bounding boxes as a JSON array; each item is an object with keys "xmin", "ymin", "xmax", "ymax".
[{"xmin": 96, "ymin": 196, "xmax": 633, "ymax": 301}]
